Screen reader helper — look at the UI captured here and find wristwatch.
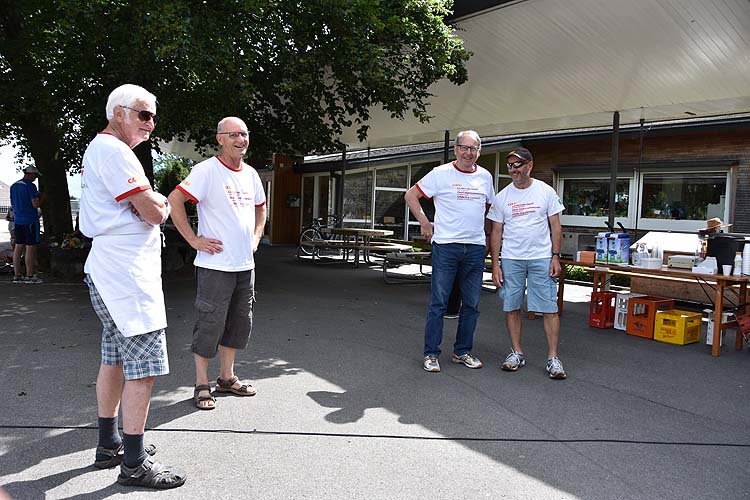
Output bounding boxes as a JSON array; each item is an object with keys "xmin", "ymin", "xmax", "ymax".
[{"xmin": 551, "ymin": 252, "xmax": 561, "ymax": 258}]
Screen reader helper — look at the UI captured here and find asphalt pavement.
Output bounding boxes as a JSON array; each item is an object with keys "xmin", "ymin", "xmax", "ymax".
[{"xmin": 1, "ymin": 241, "xmax": 749, "ymax": 499}]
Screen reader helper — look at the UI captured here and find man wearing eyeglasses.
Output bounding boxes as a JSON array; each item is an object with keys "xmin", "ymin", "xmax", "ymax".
[
  {"xmin": 168, "ymin": 117, "xmax": 267, "ymax": 411},
  {"xmin": 487, "ymin": 148, "xmax": 567, "ymax": 379},
  {"xmin": 405, "ymin": 130, "xmax": 495, "ymax": 373},
  {"xmin": 79, "ymin": 84, "xmax": 186, "ymax": 488}
]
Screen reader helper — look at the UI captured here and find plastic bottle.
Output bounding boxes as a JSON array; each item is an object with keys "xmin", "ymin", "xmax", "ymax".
[
  {"xmin": 733, "ymin": 252, "xmax": 742, "ymax": 277},
  {"xmin": 743, "ymin": 243, "xmax": 750, "ymax": 275}
]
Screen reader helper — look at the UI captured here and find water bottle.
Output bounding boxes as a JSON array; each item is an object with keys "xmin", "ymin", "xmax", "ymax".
[
  {"xmin": 632, "ymin": 242, "xmax": 646, "ymax": 267},
  {"xmin": 734, "ymin": 252, "xmax": 742, "ymax": 277}
]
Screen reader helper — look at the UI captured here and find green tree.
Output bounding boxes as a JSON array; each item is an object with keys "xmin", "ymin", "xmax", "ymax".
[
  {"xmin": 154, "ymin": 153, "xmax": 196, "ymax": 217},
  {"xmin": 0, "ymin": 0, "xmax": 470, "ymax": 241}
]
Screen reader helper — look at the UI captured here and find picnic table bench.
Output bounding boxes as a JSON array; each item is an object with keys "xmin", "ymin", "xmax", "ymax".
[{"xmin": 299, "ymin": 239, "xmax": 412, "ymax": 267}]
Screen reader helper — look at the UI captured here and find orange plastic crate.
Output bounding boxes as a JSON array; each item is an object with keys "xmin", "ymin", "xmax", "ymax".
[{"xmin": 625, "ymin": 295, "xmax": 674, "ymax": 339}]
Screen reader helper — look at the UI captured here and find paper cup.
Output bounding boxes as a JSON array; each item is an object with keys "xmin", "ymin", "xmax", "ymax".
[{"xmin": 722, "ymin": 264, "xmax": 732, "ymax": 275}]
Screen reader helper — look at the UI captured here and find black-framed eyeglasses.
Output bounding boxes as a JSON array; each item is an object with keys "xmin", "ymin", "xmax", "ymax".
[
  {"xmin": 507, "ymin": 161, "xmax": 529, "ymax": 170},
  {"xmin": 456, "ymin": 144, "xmax": 479, "ymax": 154},
  {"xmin": 218, "ymin": 131, "xmax": 249, "ymax": 139},
  {"xmin": 121, "ymin": 106, "xmax": 158, "ymax": 124}
]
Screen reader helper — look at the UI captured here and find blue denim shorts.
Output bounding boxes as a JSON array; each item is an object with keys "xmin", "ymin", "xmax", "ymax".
[{"xmin": 499, "ymin": 258, "xmax": 558, "ymax": 313}]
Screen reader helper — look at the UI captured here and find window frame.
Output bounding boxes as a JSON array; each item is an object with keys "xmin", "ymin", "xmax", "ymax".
[{"xmin": 557, "ymin": 164, "xmax": 734, "ymax": 231}]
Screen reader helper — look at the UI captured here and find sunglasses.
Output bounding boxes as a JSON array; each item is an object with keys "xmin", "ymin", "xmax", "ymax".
[
  {"xmin": 217, "ymin": 131, "xmax": 249, "ymax": 139},
  {"xmin": 121, "ymin": 106, "xmax": 158, "ymax": 124},
  {"xmin": 506, "ymin": 161, "xmax": 529, "ymax": 170}
]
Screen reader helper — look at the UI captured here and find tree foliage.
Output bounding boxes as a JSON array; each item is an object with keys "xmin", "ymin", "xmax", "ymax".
[
  {"xmin": 153, "ymin": 153, "xmax": 197, "ymax": 217},
  {"xmin": 0, "ymin": 0, "xmax": 470, "ymax": 239}
]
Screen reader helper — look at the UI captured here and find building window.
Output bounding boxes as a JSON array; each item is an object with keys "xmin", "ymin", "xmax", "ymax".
[
  {"xmin": 640, "ymin": 172, "xmax": 726, "ymax": 221},
  {"xmin": 342, "ymin": 170, "xmax": 373, "ymax": 227},
  {"xmin": 562, "ymin": 178, "xmax": 630, "ymax": 217},
  {"xmin": 558, "ymin": 167, "xmax": 731, "ymax": 231}
]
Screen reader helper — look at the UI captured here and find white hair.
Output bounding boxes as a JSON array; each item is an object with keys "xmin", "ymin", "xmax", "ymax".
[
  {"xmin": 105, "ymin": 84, "xmax": 157, "ymax": 120},
  {"xmin": 455, "ymin": 130, "xmax": 481, "ymax": 148}
]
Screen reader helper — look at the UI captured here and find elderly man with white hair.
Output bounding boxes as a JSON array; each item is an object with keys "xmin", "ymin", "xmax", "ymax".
[{"xmin": 79, "ymin": 84, "xmax": 186, "ymax": 489}]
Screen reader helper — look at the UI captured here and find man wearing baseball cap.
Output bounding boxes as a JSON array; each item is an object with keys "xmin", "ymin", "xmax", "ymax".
[
  {"xmin": 10, "ymin": 165, "xmax": 43, "ymax": 283},
  {"xmin": 487, "ymin": 147, "xmax": 567, "ymax": 379}
]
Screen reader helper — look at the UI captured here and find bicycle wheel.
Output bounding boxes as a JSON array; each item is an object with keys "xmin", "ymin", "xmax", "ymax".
[{"xmin": 298, "ymin": 228, "xmax": 323, "ymax": 256}]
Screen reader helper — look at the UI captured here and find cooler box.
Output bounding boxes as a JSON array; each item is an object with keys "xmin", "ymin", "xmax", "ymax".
[
  {"xmin": 626, "ymin": 295, "xmax": 674, "ymax": 339},
  {"xmin": 608, "ymin": 233, "xmax": 630, "ymax": 264},
  {"xmin": 589, "ymin": 291, "xmax": 617, "ymax": 329},
  {"xmin": 654, "ymin": 309, "xmax": 702, "ymax": 345},
  {"xmin": 614, "ymin": 292, "xmax": 646, "ymax": 331}
]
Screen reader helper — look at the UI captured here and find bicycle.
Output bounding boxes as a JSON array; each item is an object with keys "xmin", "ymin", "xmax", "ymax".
[
  {"xmin": 297, "ymin": 214, "xmax": 341, "ymax": 257},
  {"xmin": 0, "ymin": 248, "xmax": 13, "ymax": 275}
]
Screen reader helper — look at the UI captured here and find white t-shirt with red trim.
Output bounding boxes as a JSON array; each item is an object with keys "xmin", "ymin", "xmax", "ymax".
[
  {"xmin": 79, "ymin": 133, "xmax": 154, "ymax": 237},
  {"xmin": 176, "ymin": 156, "xmax": 267, "ymax": 272},
  {"xmin": 486, "ymin": 178, "xmax": 565, "ymax": 260},
  {"xmin": 80, "ymin": 133, "xmax": 167, "ymax": 337},
  {"xmin": 415, "ymin": 161, "xmax": 494, "ymax": 245}
]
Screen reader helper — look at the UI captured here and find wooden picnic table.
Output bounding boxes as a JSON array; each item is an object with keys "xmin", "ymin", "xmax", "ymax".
[
  {"xmin": 297, "ymin": 227, "xmax": 410, "ymax": 267},
  {"xmin": 327, "ymin": 228, "xmax": 396, "ymax": 266}
]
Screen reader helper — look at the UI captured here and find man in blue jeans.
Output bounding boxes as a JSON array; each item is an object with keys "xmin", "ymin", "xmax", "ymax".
[{"xmin": 405, "ymin": 130, "xmax": 495, "ymax": 372}]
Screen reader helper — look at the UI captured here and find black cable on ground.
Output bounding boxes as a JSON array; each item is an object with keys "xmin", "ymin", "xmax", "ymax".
[{"xmin": 1, "ymin": 424, "xmax": 749, "ymax": 448}]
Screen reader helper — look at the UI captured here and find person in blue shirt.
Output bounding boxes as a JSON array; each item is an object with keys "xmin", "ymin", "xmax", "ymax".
[{"xmin": 10, "ymin": 166, "xmax": 43, "ymax": 283}]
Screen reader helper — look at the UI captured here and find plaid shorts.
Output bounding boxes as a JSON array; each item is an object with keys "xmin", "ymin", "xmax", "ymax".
[{"xmin": 85, "ymin": 275, "xmax": 169, "ymax": 380}]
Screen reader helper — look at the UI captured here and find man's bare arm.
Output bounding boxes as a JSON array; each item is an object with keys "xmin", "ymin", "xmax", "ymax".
[{"xmin": 129, "ymin": 189, "xmax": 170, "ymax": 226}]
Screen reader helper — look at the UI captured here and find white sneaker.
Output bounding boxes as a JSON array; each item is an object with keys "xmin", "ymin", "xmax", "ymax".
[
  {"xmin": 546, "ymin": 357, "xmax": 567, "ymax": 379},
  {"xmin": 501, "ymin": 351, "xmax": 525, "ymax": 371},
  {"xmin": 423, "ymin": 355, "xmax": 440, "ymax": 372}
]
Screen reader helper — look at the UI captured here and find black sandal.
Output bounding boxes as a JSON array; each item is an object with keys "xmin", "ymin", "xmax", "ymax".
[
  {"xmin": 117, "ymin": 457, "xmax": 187, "ymax": 489},
  {"xmin": 193, "ymin": 384, "xmax": 216, "ymax": 410},
  {"xmin": 94, "ymin": 442, "xmax": 157, "ymax": 469}
]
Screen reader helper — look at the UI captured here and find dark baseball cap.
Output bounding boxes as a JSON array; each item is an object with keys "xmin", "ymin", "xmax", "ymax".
[{"xmin": 506, "ymin": 148, "xmax": 533, "ymax": 162}]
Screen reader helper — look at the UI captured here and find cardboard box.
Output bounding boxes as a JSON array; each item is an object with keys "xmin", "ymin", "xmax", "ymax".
[
  {"xmin": 608, "ymin": 233, "xmax": 630, "ymax": 264},
  {"xmin": 576, "ymin": 251, "xmax": 596, "ymax": 264},
  {"xmin": 595, "ymin": 232, "xmax": 610, "ymax": 263},
  {"xmin": 654, "ymin": 309, "xmax": 702, "ymax": 345}
]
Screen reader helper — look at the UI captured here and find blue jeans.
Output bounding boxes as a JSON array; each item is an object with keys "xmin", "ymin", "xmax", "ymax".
[{"xmin": 424, "ymin": 243, "xmax": 486, "ymax": 357}]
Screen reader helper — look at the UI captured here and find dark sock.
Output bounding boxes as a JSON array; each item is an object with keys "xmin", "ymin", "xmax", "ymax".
[
  {"xmin": 122, "ymin": 433, "xmax": 147, "ymax": 469},
  {"xmin": 97, "ymin": 416, "xmax": 120, "ymax": 450}
]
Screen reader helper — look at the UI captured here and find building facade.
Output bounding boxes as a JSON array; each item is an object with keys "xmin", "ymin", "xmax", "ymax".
[{"xmin": 292, "ymin": 117, "xmax": 750, "ymax": 250}]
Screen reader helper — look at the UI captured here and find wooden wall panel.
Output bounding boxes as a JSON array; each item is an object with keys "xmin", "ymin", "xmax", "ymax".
[{"xmin": 270, "ymin": 154, "xmax": 302, "ymax": 244}]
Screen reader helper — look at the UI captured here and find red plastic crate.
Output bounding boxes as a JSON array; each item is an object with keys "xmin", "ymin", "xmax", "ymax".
[{"xmin": 589, "ymin": 291, "xmax": 617, "ymax": 329}]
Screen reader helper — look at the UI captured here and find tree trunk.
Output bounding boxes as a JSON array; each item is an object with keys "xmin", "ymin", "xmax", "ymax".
[
  {"xmin": 134, "ymin": 141, "xmax": 154, "ymax": 185},
  {"xmin": 18, "ymin": 114, "xmax": 72, "ymax": 243}
]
